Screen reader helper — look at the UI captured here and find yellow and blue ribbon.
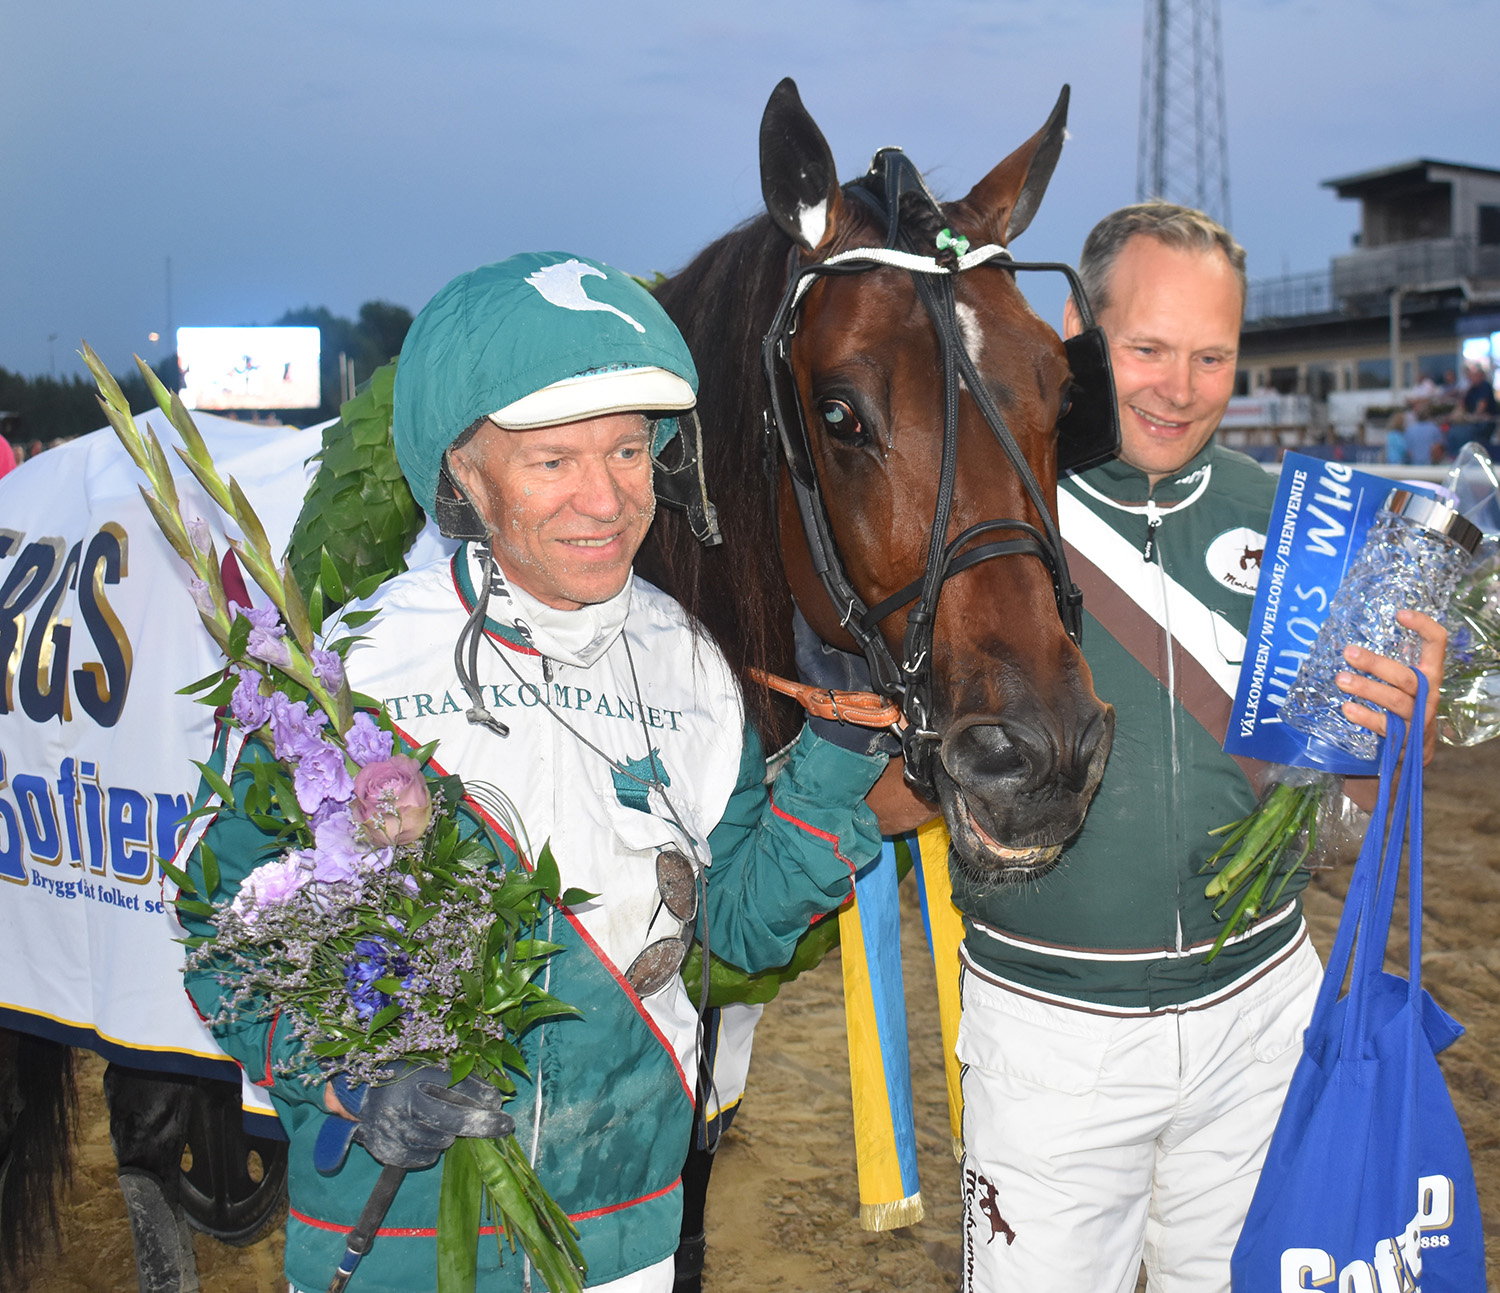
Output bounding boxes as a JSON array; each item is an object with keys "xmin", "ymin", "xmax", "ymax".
[
  {"xmin": 839, "ymin": 821, "xmax": 967, "ymax": 1228},
  {"xmin": 839, "ymin": 837, "xmax": 923, "ymax": 1229}
]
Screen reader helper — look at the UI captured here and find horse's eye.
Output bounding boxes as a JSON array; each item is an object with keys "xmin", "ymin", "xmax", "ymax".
[
  {"xmin": 819, "ymin": 398, "xmax": 866, "ymax": 444},
  {"xmin": 1056, "ymin": 385, "xmax": 1076, "ymax": 424}
]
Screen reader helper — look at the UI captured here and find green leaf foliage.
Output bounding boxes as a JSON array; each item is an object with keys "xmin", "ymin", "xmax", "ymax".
[{"xmin": 285, "ymin": 361, "xmax": 422, "ymax": 605}]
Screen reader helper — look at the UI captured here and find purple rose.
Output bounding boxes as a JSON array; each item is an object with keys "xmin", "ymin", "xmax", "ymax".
[
  {"xmin": 293, "ymin": 741, "xmax": 356, "ymax": 815},
  {"xmin": 352, "ymin": 755, "xmax": 432, "ymax": 847},
  {"xmin": 311, "ymin": 648, "xmax": 344, "ymax": 692},
  {"xmin": 230, "ymin": 668, "xmax": 272, "ymax": 730},
  {"xmin": 345, "ymin": 712, "xmax": 394, "ymax": 767},
  {"xmin": 268, "ymin": 694, "xmax": 328, "ymax": 762}
]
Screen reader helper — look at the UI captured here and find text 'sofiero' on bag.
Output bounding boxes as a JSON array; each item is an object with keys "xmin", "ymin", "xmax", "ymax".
[{"xmin": 1231, "ymin": 677, "xmax": 1484, "ymax": 1291}]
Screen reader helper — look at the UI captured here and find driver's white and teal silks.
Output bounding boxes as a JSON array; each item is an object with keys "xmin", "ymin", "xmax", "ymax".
[{"xmin": 181, "ymin": 543, "xmax": 885, "ymax": 1293}]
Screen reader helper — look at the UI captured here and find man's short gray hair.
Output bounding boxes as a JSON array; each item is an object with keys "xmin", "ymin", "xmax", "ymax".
[{"xmin": 1078, "ymin": 202, "xmax": 1247, "ymax": 317}]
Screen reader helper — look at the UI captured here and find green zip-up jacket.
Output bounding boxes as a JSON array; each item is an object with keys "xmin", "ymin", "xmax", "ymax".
[{"xmin": 953, "ymin": 443, "xmax": 1306, "ymax": 1012}]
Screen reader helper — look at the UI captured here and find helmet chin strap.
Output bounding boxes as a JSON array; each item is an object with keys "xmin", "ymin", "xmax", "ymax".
[
  {"xmin": 454, "ymin": 546, "xmax": 512, "ymax": 739},
  {"xmin": 442, "ymin": 453, "xmax": 513, "ymax": 737}
]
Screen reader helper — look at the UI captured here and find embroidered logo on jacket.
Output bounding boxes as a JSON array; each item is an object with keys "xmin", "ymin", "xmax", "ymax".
[
  {"xmin": 612, "ymin": 751, "xmax": 669, "ymax": 814},
  {"xmin": 1204, "ymin": 526, "xmax": 1266, "ymax": 596}
]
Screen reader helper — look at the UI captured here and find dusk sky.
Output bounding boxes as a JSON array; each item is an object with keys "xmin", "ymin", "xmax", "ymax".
[{"xmin": 1, "ymin": 0, "xmax": 1486, "ymax": 382}]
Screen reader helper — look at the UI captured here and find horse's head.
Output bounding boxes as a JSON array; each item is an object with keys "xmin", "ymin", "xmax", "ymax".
[{"xmin": 759, "ymin": 79, "xmax": 1114, "ymax": 884}]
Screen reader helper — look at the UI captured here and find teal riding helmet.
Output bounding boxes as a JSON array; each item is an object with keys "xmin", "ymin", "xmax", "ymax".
[{"xmin": 392, "ymin": 251, "xmax": 703, "ymax": 539}]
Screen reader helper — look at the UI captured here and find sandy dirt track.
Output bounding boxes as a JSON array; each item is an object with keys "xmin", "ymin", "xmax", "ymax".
[{"xmin": 23, "ymin": 736, "xmax": 1500, "ymax": 1292}]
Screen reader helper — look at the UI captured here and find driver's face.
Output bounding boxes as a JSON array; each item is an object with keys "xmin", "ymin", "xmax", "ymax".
[
  {"xmin": 1069, "ymin": 234, "xmax": 1242, "ymax": 486},
  {"xmin": 450, "ymin": 413, "xmax": 656, "ymax": 611}
]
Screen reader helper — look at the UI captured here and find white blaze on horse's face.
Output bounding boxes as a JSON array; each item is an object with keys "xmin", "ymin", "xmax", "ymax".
[{"xmin": 954, "ymin": 303, "xmax": 985, "ymax": 364}]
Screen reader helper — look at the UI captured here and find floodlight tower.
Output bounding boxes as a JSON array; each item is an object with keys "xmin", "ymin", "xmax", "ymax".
[{"xmin": 1137, "ymin": 0, "xmax": 1231, "ymax": 227}]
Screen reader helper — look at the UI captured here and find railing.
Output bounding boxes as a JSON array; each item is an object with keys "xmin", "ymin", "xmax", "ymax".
[
  {"xmin": 1246, "ymin": 234, "xmax": 1500, "ymax": 321},
  {"xmin": 1245, "ymin": 270, "xmax": 1335, "ymax": 321},
  {"xmin": 1332, "ymin": 234, "xmax": 1500, "ymax": 301}
]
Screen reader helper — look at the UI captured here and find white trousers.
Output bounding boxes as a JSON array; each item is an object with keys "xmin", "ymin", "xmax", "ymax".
[
  {"xmin": 954, "ymin": 932, "xmax": 1321, "ymax": 1293},
  {"xmin": 290, "ymin": 1251, "xmax": 673, "ymax": 1293}
]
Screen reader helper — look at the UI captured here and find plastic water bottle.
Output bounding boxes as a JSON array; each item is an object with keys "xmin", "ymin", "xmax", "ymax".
[{"xmin": 1281, "ymin": 489, "xmax": 1483, "ymax": 761}]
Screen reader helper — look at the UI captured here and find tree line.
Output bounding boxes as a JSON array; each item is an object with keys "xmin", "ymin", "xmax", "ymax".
[{"xmin": 1, "ymin": 300, "xmax": 412, "ymax": 446}]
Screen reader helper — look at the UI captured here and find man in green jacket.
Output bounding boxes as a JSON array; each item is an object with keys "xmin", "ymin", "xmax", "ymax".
[
  {"xmin": 183, "ymin": 253, "xmax": 887, "ymax": 1293},
  {"xmin": 950, "ymin": 205, "xmax": 1448, "ymax": 1293}
]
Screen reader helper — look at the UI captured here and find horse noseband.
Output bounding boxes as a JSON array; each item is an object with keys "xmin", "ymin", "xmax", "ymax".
[{"xmin": 760, "ymin": 147, "xmax": 1119, "ymax": 798}]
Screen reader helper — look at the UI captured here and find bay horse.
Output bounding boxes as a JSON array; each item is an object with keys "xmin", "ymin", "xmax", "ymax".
[
  {"xmin": 643, "ymin": 77, "xmax": 1116, "ymax": 1290},
  {"xmin": 643, "ymin": 77, "xmax": 1114, "ymax": 877}
]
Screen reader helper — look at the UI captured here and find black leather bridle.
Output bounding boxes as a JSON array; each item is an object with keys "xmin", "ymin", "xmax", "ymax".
[{"xmin": 761, "ymin": 147, "xmax": 1120, "ymax": 796}]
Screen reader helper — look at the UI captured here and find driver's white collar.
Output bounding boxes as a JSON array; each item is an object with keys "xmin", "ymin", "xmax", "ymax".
[{"xmin": 468, "ymin": 545, "xmax": 632, "ymax": 670}]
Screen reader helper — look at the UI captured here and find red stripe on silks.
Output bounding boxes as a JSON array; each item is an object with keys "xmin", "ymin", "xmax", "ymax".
[
  {"xmin": 449, "ymin": 552, "xmax": 539, "ymax": 655},
  {"xmin": 769, "ymin": 798, "xmax": 858, "ymax": 886},
  {"xmin": 255, "ymin": 1009, "xmax": 280, "ymax": 1087},
  {"xmin": 182, "ymin": 986, "xmax": 211, "ymax": 1025},
  {"xmin": 221, "ymin": 549, "xmax": 252, "ymax": 611},
  {"xmin": 548, "ymin": 903, "xmax": 694, "ymax": 1102},
  {"xmin": 569, "ymin": 1177, "xmax": 679, "ymax": 1222},
  {"xmin": 389, "ymin": 723, "xmax": 693, "ymax": 1103},
  {"xmin": 289, "ymin": 1177, "xmax": 680, "ymax": 1236}
]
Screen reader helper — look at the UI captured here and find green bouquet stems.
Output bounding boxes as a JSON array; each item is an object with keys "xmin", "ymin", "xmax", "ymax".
[{"xmin": 1200, "ymin": 778, "xmax": 1333, "ymax": 963}]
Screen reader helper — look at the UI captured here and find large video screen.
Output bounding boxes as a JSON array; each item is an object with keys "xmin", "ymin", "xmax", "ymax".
[{"xmin": 177, "ymin": 326, "xmax": 321, "ymax": 411}]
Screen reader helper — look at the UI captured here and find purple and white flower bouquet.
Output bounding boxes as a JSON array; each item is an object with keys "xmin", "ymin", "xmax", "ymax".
[{"xmin": 84, "ymin": 344, "xmax": 588, "ymax": 1293}]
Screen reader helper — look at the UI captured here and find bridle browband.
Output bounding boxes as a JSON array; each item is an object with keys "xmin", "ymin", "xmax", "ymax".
[{"xmin": 761, "ymin": 146, "xmax": 1117, "ymax": 798}]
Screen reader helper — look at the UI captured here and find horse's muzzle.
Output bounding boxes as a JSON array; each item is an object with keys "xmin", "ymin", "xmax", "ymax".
[{"xmin": 935, "ymin": 700, "xmax": 1114, "ymax": 883}]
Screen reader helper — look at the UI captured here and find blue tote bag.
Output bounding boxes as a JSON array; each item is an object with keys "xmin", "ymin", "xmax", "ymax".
[{"xmin": 1232, "ymin": 680, "xmax": 1485, "ymax": 1291}]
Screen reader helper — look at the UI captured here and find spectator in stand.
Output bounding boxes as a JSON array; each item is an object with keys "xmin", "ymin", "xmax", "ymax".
[
  {"xmin": 1450, "ymin": 362, "xmax": 1499, "ymax": 457},
  {"xmin": 1405, "ymin": 372, "xmax": 1440, "ymax": 408},
  {"xmin": 1384, "ymin": 412, "xmax": 1410, "ymax": 465},
  {"xmin": 1405, "ymin": 403, "xmax": 1444, "ymax": 466}
]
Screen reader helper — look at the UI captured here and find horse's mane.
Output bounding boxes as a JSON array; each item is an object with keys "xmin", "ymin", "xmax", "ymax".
[
  {"xmin": 638, "ymin": 188, "xmax": 951, "ymax": 750},
  {"xmin": 637, "ymin": 214, "xmax": 801, "ymax": 749}
]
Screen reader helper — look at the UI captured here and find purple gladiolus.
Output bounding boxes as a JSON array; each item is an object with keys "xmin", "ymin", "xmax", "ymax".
[
  {"xmin": 247, "ymin": 625, "xmax": 292, "ymax": 670},
  {"xmin": 268, "ymin": 694, "xmax": 328, "ymax": 762},
  {"xmin": 311, "ymin": 648, "xmax": 344, "ymax": 692},
  {"xmin": 294, "ymin": 742, "xmax": 356, "ymax": 815},
  {"xmin": 233, "ymin": 602, "xmax": 293, "ymax": 670},
  {"xmin": 187, "ymin": 516, "xmax": 213, "ymax": 555},
  {"xmin": 188, "ymin": 577, "xmax": 216, "ymax": 618},
  {"xmin": 230, "ymin": 668, "xmax": 272, "ymax": 730},
  {"xmin": 345, "ymin": 712, "xmax": 394, "ymax": 767}
]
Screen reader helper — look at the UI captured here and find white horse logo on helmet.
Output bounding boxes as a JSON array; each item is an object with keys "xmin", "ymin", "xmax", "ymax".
[{"xmin": 525, "ymin": 259, "xmax": 646, "ymax": 333}]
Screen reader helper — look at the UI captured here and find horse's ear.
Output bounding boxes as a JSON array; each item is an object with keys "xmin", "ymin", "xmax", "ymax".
[
  {"xmin": 760, "ymin": 77, "xmax": 844, "ymax": 253},
  {"xmin": 958, "ymin": 85, "xmax": 1070, "ymax": 246}
]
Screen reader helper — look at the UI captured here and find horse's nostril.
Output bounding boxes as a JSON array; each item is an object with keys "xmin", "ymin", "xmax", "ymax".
[{"xmin": 945, "ymin": 723, "xmax": 1050, "ymax": 793}]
